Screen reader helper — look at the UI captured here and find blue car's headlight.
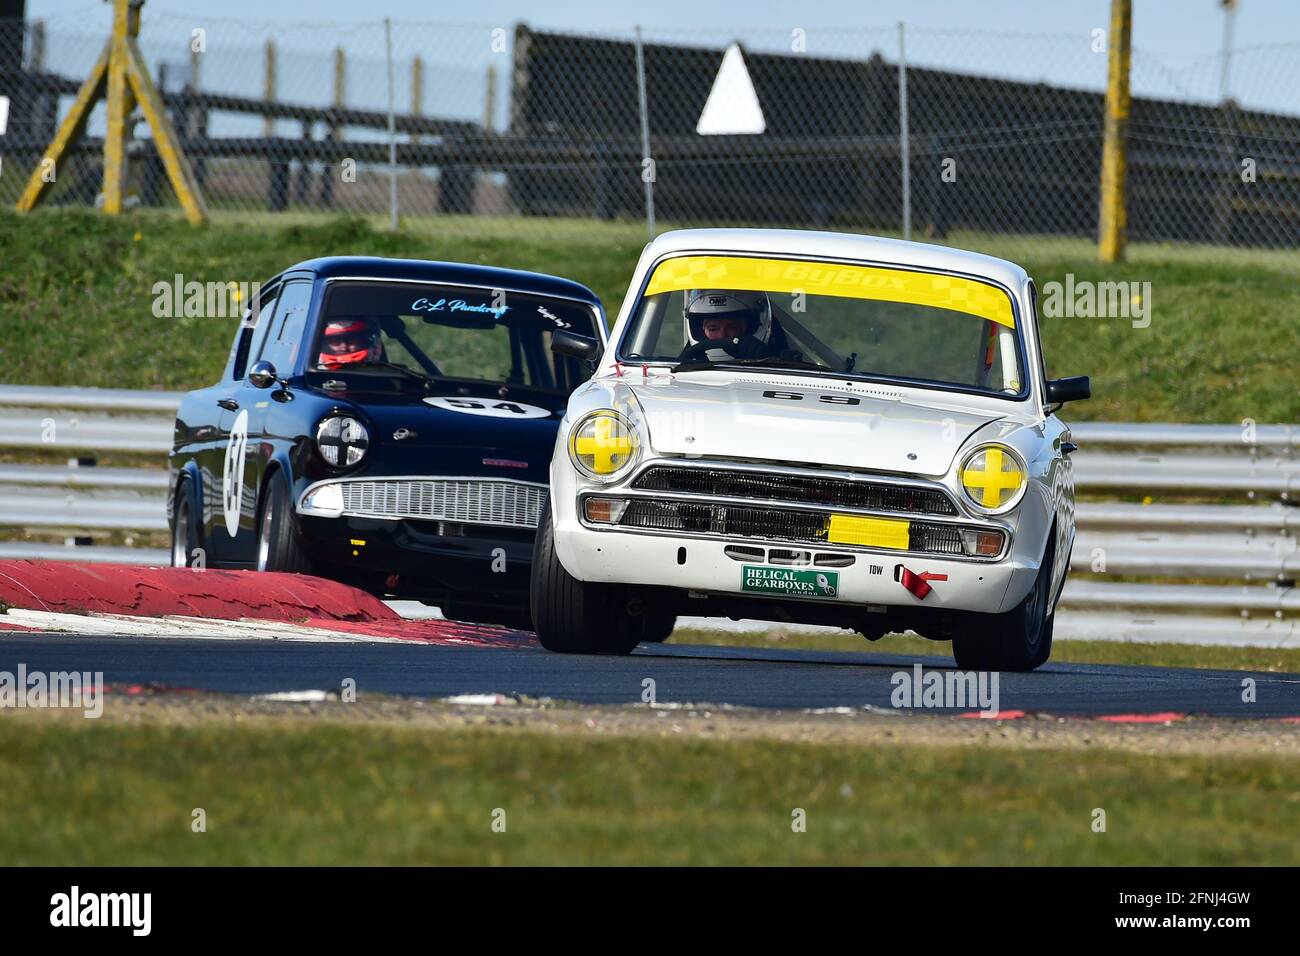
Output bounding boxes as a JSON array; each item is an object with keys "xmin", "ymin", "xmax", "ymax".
[{"xmin": 316, "ymin": 416, "xmax": 369, "ymax": 467}]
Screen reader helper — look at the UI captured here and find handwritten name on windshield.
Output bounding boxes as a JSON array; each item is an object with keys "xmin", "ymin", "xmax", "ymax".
[{"xmin": 411, "ymin": 297, "xmax": 510, "ymax": 320}]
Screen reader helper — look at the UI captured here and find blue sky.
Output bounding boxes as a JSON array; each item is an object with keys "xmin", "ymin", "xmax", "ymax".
[
  {"xmin": 25, "ymin": 0, "xmax": 1299, "ymax": 53},
  {"xmin": 22, "ymin": 0, "xmax": 1300, "ymax": 118}
]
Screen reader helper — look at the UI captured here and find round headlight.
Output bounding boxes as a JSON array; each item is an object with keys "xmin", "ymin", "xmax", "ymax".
[
  {"xmin": 960, "ymin": 444, "xmax": 1026, "ymax": 512},
  {"xmin": 317, "ymin": 416, "xmax": 369, "ymax": 467},
  {"xmin": 568, "ymin": 410, "xmax": 640, "ymax": 480}
]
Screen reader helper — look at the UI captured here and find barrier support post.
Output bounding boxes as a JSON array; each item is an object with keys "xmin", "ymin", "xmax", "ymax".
[
  {"xmin": 15, "ymin": 0, "xmax": 206, "ymax": 223},
  {"xmin": 1098, "ymin": 0, "xmax": 1132, "ymax": 263}
]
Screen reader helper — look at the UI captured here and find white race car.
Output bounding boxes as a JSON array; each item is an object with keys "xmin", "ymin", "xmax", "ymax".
[{"xmin": 534, "ymin": 229, "xmax": 1089, "ymax": 671}]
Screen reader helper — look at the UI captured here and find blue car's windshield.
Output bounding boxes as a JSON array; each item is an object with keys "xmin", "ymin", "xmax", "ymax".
[{"xmin": 314, "ymin": 280, "xmax": 601, "ymax": 392}]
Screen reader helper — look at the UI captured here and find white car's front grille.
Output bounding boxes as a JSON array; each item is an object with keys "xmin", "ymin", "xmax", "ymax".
[
  {"xmin": 632, "ymin": 465, "xmax": 960, "ymax": 516},
  {"xmin": 339, "ymin": 479, "xmax": 546, "ymax": 529}
]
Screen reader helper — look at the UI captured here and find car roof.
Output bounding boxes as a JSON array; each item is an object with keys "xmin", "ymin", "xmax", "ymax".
[
  {"xmin": 642, "ymin": 228, "xmax": 1030, "ymax": 291},
  {"xmin": 280, "ymin": 256, "xmax": 603, "ymax": 306}
]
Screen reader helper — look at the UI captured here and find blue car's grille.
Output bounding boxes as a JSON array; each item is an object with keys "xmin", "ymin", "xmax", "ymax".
[{"xmin": 339, "ymin": 479, "xmax": 546, "ymax": 529}]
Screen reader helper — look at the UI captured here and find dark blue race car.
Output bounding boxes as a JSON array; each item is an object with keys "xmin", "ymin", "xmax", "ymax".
[{"xmin": 167, "ymin": 256, "xmax": 607, "ymax": 627}]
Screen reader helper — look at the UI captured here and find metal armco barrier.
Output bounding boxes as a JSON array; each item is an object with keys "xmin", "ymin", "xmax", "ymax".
[
  {"xmin": 0, "ymin": 385, "xmax": 1294, "ymax": 644},
  {"xmin": 0, "ymin": 385, "xmax": 179, "ymax": 454}
]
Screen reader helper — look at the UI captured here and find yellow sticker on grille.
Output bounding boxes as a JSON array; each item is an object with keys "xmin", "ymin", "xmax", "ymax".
[
  {"xmin": 644, "ymin": 255, "xmax": 1015, "ymax": 328},
  {"xmin": 826, "ymin": 514, "xmax": 911, "ymax": 549}
]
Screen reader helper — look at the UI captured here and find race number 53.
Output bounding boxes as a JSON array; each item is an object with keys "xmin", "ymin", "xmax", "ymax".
[{"xmin": 222, "ymin": 410, "xmax": 249, "ymax": 537}]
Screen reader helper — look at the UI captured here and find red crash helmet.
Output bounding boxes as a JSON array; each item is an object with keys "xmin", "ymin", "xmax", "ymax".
[{"xmin": 318, "ymin": 318, "xmax": 381, "ymax": 369}]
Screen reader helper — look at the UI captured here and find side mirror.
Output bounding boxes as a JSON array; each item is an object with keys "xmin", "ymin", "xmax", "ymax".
[
  {"xmin": 1046, "ymin": 376, "xmax": 1091, "ymax": 405},
  {"xmin": 551, "ymin": 331, "xmax": 602, "ymax": 362},
  {"xmin": 248, "ymin": 360, "xmax": 279, "ymax": 389}
]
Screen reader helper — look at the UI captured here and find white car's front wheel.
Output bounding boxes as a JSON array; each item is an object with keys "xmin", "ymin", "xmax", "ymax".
[
  {"xmin": 951, "ymin": 537, "xmax": 1055, "ymax": 672},
  {"xmin": 530, "ymin": 506, "xmax": 643, "ymax": 655}
]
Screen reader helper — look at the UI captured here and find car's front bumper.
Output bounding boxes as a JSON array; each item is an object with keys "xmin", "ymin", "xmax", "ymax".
[
  {"xmin": 554, "ymin": 521, "xmax": 1039, "ymax": 615},
  {"xmin": 297, "ymin": 514, "xmax": 534, "ymax": 605},
  {"xmin": 292, "ymin": 473, "xmax": 545, "ymax": 604}
]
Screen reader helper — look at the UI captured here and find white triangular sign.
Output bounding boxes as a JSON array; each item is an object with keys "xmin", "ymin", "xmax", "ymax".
[{"xmin": 696, "ymin": 43, "xmax": 765, "ymax": 135}]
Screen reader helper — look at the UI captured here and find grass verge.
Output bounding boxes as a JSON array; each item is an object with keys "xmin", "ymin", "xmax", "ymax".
[
  {"xmin": 2, "ymin": 209, "xmax": 1297, "ymax": 422},
  {"xmin": 1, "ymin": 702, "xmax": 1296, "ymax": 865}
]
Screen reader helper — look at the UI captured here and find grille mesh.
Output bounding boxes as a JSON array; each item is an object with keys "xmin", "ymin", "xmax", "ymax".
[
  {"xmin": 338, "ymin": 479, "xmax": 546, "ymax": 528},
  {"xmin": 616, "ymin": 499, "xmax": 969, "ymax": 555},
  {"xmin": 632, "ymin": 466, "xmax": 958, "ymax": 516}
]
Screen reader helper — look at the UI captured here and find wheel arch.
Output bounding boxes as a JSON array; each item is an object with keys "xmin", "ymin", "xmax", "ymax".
[
  {"xmin": 171, "ymin": 462, "xmax": 204, "ymax": 530},
  {"xmin": 170, "ymin": 464, "xmax": 207, "ymax": 568},
  {"xmin": 255, "ymin": 452, "xmax": 296, "ymax": 522}
]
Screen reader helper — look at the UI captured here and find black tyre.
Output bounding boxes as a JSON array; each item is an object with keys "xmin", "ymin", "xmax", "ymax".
[
  {"xmin": 529, "ymin": 505, "xmax": 641, "ymax": 655},
  {"xmin": 640, "ymin": 609, "xmax": 677, "ymax": 644},
  {"xmin": 255, "ymin": 471, "xmax": 313, "ymax": 574},
  {"xmin": 951, "ymin": 536, "xmax": 1055, "ymax": 672},
  {"xmin": 171, "ymin": 477, "xmax": 203, "ymax": 568}
]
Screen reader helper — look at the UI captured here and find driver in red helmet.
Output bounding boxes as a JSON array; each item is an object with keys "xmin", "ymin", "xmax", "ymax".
[{"xmin": 317, "ymin": 317, "xmax": 384, "ymax": 369}]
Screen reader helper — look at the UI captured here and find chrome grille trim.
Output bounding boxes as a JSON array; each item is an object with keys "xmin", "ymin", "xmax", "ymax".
[
  {"xmin": 632, "ymin": 464, "xmax": 960, "ymax": 517},
  {"xmin": 333, "ymin": 478, "xmax": 546, "ymax": 528},
  {"xmin": 577, "ymin": 493, "xmax": 1008, "ymax": 562}
]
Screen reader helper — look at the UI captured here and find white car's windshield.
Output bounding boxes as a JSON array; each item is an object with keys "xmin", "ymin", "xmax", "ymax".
[{"xmin": 617, "ymin": 255, "xmax": 1025, "ymax": 396}]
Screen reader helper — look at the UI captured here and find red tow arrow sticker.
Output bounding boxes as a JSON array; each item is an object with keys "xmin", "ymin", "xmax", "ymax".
[{"xmin": 895, "ymin": 564, "xmax": 948, "ymax": 600}]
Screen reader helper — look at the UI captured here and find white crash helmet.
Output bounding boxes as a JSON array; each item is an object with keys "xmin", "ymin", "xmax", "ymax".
[{"xmin": 683, "ymin": 289, "xmax": 774, "ymax": 346}]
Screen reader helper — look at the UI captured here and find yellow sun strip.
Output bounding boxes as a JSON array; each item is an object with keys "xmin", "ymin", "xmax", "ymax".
[
  {"xmin": 573, "ymin": 416, "xmax": 635, "ymax": 473},
  {"xmin": 961, "ymin": 447, "xmax": 1024, "ymax": 507},
  {"xmin": 825, "ymin": 514, "xmax": 911, "ymax": 549},
  {"xmin": 645, "ymin": 255, "xmax": 1015, "ymax": 329}
]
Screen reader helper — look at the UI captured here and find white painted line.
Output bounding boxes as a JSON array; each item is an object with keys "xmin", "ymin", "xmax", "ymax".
[
  {"xmin": 0, "ymin": 609, "xmax": 409, "ymax": 644},
  {"xmin": 443, "ymin": 693, "xmax": 514, "ymax": 706},
  {"xmin": 677, "ymin": 616, "xmax": 848, "ymax": 636},
  {"xmin": 385, "ymin": 600, "xmax": 445, "ymax": 620},
  {"xmin": 256, "ymin": 690, "xmax": 332, "ymax": 702}
]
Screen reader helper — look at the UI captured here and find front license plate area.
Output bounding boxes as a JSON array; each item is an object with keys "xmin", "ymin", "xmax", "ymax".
[
  {"xmin": 741, "ymin": 565, "xmax": 839, "ymax": 599},
  {"xmin": 825, "ymin": 513, "xmax": 910, "ymax": 548}
]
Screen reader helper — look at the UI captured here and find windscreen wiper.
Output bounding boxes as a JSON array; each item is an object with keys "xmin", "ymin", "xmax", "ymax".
[
  {"xmin": 670, "ymin": 356, "xmax": 830, "ymax": 374},
  {"xmin": 322, "ymin": 362, "xmax": 432, "ymax": 383}
]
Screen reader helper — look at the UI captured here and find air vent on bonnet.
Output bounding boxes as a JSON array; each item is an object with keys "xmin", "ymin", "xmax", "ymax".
[{"xmin": 745, "ymin": 379, "xmax": 903, "ymax": 401}]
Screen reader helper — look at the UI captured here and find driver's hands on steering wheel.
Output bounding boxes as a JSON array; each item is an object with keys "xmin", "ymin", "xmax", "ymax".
[{"xmin": 678, "ymin": 334, "xmax": 770, "ymax": 363}]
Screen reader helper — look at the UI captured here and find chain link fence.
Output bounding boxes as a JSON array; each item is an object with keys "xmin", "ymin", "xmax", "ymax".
[{"xmin": 1, "ymin": 9, "xmax": 1298, "ymax": 255}]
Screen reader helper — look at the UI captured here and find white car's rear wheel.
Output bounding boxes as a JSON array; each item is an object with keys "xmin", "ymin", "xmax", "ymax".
[
  {"xmin": 530, "ymin": 505, "xmax": 642, "ymax": 655},
  {"xmin": 640, "ymin": 609, "xmax": 676, "ymax": 643}
]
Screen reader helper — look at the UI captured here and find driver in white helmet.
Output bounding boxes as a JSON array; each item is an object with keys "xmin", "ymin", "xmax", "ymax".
[{"xmin": 676, "ymin": 289, "xmax": 787, "ymax": 363}]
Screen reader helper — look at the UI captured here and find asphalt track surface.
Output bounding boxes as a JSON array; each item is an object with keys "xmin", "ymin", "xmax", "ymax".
[{"xmin": 3, "ymin": 634, "xmax": 1299, "ymax": 717}]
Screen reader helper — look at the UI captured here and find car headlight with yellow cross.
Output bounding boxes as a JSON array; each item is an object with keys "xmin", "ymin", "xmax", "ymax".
[
  {"xmin": 959, "ymin": 443, "xmax": 1027, "ymax": 513},
  {"xmin": 568, "ymin": 409, "xmax": 641, "ymax": 481}
]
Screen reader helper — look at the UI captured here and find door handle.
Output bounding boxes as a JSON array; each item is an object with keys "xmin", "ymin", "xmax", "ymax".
[
  {"xmin": 1061, "ymin": 441, "xmax": 1078, "ymax": 455},
  {"xmin": 217, "ymin": 398, "xmax": 240, "ymax": 411}
]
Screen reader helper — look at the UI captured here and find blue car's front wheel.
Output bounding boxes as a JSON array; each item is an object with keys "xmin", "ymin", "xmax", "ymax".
[{"xmin": 255, "ymin": 473, "xmax": 314, "ymax": 575}]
